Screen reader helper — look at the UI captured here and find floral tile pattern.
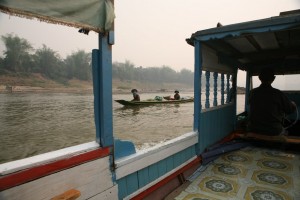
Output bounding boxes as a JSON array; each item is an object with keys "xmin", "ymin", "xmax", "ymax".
[
  {"xmin": 175, "ymin": 146, "xmax": 300, "ymax": 200},
  {"xmin": 257, "ymin": 159, "xmax": 292, "ymax": 172},
  {"xmin": 252, "ymin": 170, "xmax": 292, "ymax": 189}
]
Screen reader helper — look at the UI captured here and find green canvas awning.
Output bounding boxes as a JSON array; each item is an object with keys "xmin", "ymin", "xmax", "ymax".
[{"xmin": 0, "ymin": 0, "xmax": 115, "ymax": 32}]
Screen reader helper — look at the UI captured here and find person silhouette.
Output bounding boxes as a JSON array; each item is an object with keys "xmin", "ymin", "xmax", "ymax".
[
  {"xmin": 131, "ymin": 89, "xmax": 140, "ymax": 101},
  {"xmin": 248, "ymin": 68, "xmax": 296, "ymax": 135}
]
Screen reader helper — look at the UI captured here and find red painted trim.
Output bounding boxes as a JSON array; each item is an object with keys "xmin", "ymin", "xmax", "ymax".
[
  {"xmin": 217, "ymin": 132, "xmax": 238, "ymax": 144},
  {"xmin": 130, "ymin": 157, "xmax": 201, "ymax": 200},
  {"xmin": 0, "ymin": 147, "xmax": 111, "ymax": 191}
]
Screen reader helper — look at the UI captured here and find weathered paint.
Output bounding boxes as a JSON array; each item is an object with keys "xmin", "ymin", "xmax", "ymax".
[
  {"xmin": 114, "ymin": 139, "xmax": 136, "ymax": 159},
  {"xmin": 205, "ymin": 71, "xmax": 210, "ymax": 108},
  {"xmin": 116, "ymin": 145, "xmax": 196, "ymax": 199},
  {"xmin": 193, "ymin": 40, "xmax": 202, "ymax": 133},
  {"xmin": 226, "ymin": 74, "xmax": 231, "ymax": 103},
  {"xmin": 0, "ymin": 143, "xmax": 110, "ymax": 191},
  {"xmin": 129, "ymin": 156, "xmax": 200, "ymax": 200},
  {"xmin": 245, "ymin": 71, "xmax": 251, "ymax": 112},
  {"xmin": 0, "ymin": 153, "xmax": 115, "ymax": 200},
  {"xmin": 115, "ymin": 132, "xmax": 197, "ymax": 179},
  {"xmin": 194, "ymin": 23, "xmax": 298, "ymax": 42},
  {"xmin": 199, "ymin": 104, "xmax": 235, "ymax": 153},
  {"xmin": 213, "ymin": 72, "xmax": 218, "ymax": 106},
  {"xmin": 92, "ymin": 33, "xmax": 113, "ymax": 147},
  {"xmin": 221, "ymin": 73, "xmax": 225, "ymax": 105}
]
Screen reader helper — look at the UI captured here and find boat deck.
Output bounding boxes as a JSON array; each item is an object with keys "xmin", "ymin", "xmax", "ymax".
[{"xmin": 168, "ymin": 145, "xmax": 300, "ymax": 200}]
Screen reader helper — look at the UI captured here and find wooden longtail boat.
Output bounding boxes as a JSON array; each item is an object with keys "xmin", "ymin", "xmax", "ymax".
[
  {"xmin": 115, "ymin": 98, "xmax": 193, "ymax": 106},
  {"xmin": 0, "ymin": 2, "xmax": 299, "ymax": 200}
]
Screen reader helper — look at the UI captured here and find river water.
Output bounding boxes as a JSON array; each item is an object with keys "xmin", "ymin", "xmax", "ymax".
[{"xmin": 0, "ymin": 92, "xmax": 245, "ymax": 164}]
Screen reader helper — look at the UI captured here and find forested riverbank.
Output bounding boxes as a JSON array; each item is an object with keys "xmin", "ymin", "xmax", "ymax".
[{"xmin": 0, "ymin": 33, "xmax": 245, "ymax": 94}]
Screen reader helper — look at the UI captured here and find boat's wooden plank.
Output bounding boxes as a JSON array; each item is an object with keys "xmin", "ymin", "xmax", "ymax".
[
  {"xmin": 88, "ymin": 185, "xmax": 118, "ymax": 200},
  {"xmin": 0, "ymin": 146, "xmax": 111, "ymax": 191},
  {"xmin": 117, "ymin": 178, "xmax": 128, "ymax": 199},
  {"xmin": 123, "ymin": 156, "xmax": 199, "ymax": 200},
  {"xmin": 173, "ymin": 151, "xmax": 183, "ymax": 168},
  {"xmin": 77, "ymin": 164, "xmax": 114, "ymax": 199},
  {"xmin": 119, "ymin": 147, "xmax": 198, "ymax": 199},
  {"xmin": 137, "ymin": 167, "xmax": 150, "ymax": 188},
  {"xmin": 50, "ymin": 189, "xmax": 81, "ymax": 200},
  {"xmin": 184, "ymin": 148, "xmax": 193, "ymax": 161},
  {"xmin": 166, "ymin": 156, "xmax": 174, "ymax": 172},
  {"xmin": 0, "ymin": 142, "xmax": 103, "ymax": 176},
  {"xmin": 180, "ymin": 148, "xmax": 193, "ymax": 165},
  {"xmin": 115, "ymin": 133, "xmax": 198, "ymax": 179},
  {"xmin": 199, "ymin": 105, "xmax": 235, "ymax": 153},
  {"xmin": 0, "ymin": 157, "xmax": 114, "ymax": 200},
  {"xmin": 148, "ymin": 164, "xmax": 159, "ymax": 183},
  {"xmin": 157, "ymin": 159, "xmax": 167, "ymax": 177},
  {"xmin": 125, "ymin": 172, "xmax": 139, "ymax": 195}
]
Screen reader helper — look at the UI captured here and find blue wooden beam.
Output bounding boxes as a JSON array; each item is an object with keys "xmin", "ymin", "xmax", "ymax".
[
  {"xmin": 213, "ymin": 72, "xmax": 218, "ymax": 107},
  {"xmin": 92, "ymin": 33, "xmax": 113, "ymax": 147},
  {"xmin": 205, "ymin": 71, "xmax": 210, "ymax": 109},
  {"xmin": 221, "ymin": 73, "xmax": 225, "ymax": 105},
  {"xmin": 193, "ymin": 40, "xmax": 202, "ymax": 155},
  {"xmin": 245, "ymin": 71, "xmax": 251, "ymax": 113}
]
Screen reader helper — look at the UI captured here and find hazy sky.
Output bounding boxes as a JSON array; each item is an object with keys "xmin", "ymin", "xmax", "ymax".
[{"xmin": 1, "ymin": 0, "xmax": 300, "ymax": 87}]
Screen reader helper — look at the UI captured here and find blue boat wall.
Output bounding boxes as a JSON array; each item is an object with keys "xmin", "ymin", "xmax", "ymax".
[
  {"xmin": 114, "ymin": 43, "xmax": 238, "ymax": 200},
  {"xmin": 115, "ymin": 132, "xmax": 198, "ymax": 199}
]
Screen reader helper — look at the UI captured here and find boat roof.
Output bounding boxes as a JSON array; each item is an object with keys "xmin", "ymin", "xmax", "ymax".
[
  {"xmin": 0, "ymin": 0, "xmax": 115, "ymax": 33},
  {"xmin": 187, "ymin": 10, "xmax": 300, "ymax": 76}
]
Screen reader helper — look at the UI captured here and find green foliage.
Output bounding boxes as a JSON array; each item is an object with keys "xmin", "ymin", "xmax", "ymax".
[
  {"xmin": 64, "ymin": 50, "xmax": 91, "ymax": 80},
  {"xmin": 112, "ymin": 62, "xmax": 194, "ymax": 86},
  {"xmin": 0, "ymin": 34, "xmax": 194, "ymax": 86},
  {"xmin": 1, "ymin": 33, "xmax": 33, "ymax": 72},
  {"xmin": 33, "ymin": 44, "xmax": 63, "ymax": 80}
]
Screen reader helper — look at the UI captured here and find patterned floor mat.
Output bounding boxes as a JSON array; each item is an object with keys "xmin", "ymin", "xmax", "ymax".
[{"xmin": 175, "ymin": 146, "xmax": 300, "ymax": 200}]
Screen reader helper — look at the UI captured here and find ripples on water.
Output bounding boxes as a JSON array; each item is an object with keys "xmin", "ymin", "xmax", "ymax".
[
  {"xmin": 0, "ymin": 93, "xmax": 96, "ymax": 163},
  {"xmin": 0, "ymin": 92, "xmax": 244, "ymax": 164},
  {"xmin": 113, "ymin": 93, "xmax": 194, "ymax": 150}
]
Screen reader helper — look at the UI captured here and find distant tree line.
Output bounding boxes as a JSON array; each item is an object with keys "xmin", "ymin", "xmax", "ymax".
[
  {"xmin": 112, "ymin": 61, "xmax": 193, "ymax": 85},
  {"xmin": 0, "ymin": 33, "xmax": 91, "ymax": 83},
  {"xmin": 0, "ymin": 33, "xmax": 194, "ymax": 85}
]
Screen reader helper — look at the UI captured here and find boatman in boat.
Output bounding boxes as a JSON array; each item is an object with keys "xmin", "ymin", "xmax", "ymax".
[
  {"xmin": 248, "ymin": 68, "xmax": 297, "ymax": 136},
  {"xmin": 131, "ymin": 89, "xmax": 140, "ymax": 101},
  {"xmin": 174, "ymin": 90, "xmax": 180, "ymax": 100}
]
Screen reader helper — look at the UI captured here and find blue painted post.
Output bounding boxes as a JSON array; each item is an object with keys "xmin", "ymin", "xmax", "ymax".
[
  {"xmin": 205, "ymin": 71, "xmax": 210, "ymax": 108},
  {"xmin": 213, "ymin": 72, "xmax": 218, "ymax": 106},
  {"xmin": 226, "ymin": 74, "xmax": 230, "ymax": 103},
  {"xmin": 92, "ymin": 32, "xmax": 113, "ymax": 147},
  {"xmin": 245, "ymin": 71, "xmax": 251, "ymax": 112},
  {"xmin": 232, "ymin": 70, "xmax": 238, "ymax": 128},
  {"xmin": 221, "ymin": 73, "xmax": 225, "ymax": 105},
  {"xmin": 193, "ymin": 40, "xmax": 202, "ymax": 156},
  {"xmin": 193, "ymin": 40, "xmax": 202, "ymax": 132}
]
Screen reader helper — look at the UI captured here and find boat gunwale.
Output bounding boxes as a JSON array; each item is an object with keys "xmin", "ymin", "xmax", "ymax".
[{"xmin": 0, "ymin": 142, "xmax": 111, "ymax": 191}]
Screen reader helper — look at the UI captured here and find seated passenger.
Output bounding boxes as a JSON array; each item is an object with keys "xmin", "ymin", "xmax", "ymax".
[
  {"xmin": 173, "ymin": 90, "xmax": 180, "ymax": 100},
  {"xmin": 248, "ymin": 68, "xmax": 296, "ymax": 135},
  {"xmin": 131, "ymin": 89, "xmax": 140, "ymax": 101}
]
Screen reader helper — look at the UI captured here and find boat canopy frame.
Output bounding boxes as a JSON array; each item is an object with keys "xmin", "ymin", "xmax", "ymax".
[
  {"xmin": 187, "ymin": 9, "xmax": 300, "ymax": 76},
  {"xmin": 187, "ymin": 9, "xmax": 300, "ymax": 153}
]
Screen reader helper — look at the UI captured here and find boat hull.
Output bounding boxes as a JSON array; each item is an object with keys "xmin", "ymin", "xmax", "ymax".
[{"xmin": 115, "ymin": 98, "xmax": 194, "ymax": 106}]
